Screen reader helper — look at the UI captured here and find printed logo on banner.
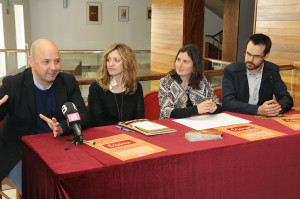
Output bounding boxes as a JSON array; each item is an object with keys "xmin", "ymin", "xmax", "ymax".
[
  {"xmin": 281, "ymin": 119, "xmax": 300, "ymax": 123},
  {"xmin": 226, "ymin": 125, "xmax": 255, "ymax": 132},
  {"xmin": 102, "ymin": 140, "xmax": 136, "ymax": 149}
]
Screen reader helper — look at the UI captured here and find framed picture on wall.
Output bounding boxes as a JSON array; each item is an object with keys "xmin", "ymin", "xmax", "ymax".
[
  {"xmin": 118, "ymin": 6, "xmax": 129, "ymax": 22},
  {"xmin": 146, "ymin": 7, "xmax": 151, "ymax": 20},
  {"xmin": 86, "ymin": 2, "xmax": 102, "ymax": 25}
]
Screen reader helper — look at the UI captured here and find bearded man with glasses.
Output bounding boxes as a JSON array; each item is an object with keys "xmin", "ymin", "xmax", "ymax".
[{"xmin": 221, "ymin": 33, "xmax": 293, "ymax": 116}]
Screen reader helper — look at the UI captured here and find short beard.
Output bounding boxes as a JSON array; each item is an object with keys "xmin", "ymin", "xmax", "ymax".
[{"xmin": 246, "ymin": 61, "xmax": 262, "ymax": 71}]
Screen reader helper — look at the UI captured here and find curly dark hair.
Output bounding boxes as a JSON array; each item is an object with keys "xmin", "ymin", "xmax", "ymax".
[{"xmin": 169, "ymin": 44, "xmax": 203, "ymax": 90}]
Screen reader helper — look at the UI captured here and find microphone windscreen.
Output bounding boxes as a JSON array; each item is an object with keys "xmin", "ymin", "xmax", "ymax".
[
  {"xmin": 61, "ymin": 102, "xmax": 84, "ymax": 143},
  {"xmin": 61, "ymin": 102, "xmax": 78, "ymax": 116},
  {"xmin": 62, "ymin": 102, "xmax": 81, "ymax": 127}
]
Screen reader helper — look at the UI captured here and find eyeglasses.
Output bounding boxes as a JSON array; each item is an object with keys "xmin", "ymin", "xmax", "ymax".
[{"xmin": 244, "ymin": 51, "xmax": 265, "ymax": 60}]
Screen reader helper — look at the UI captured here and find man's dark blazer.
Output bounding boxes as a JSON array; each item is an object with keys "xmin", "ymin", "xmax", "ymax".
[
  {"xmin": 221, "ymin": 60, "xmax": 293, "ymax": 115},
  {"xmin": 0, "ymin": 68, "xmax": 89, "ymax": 181}
]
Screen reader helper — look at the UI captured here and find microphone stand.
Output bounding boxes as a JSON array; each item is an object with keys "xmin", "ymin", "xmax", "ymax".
[{"xmin": 64, "ymin": 134, "xmax": 96, "ymax": 150}]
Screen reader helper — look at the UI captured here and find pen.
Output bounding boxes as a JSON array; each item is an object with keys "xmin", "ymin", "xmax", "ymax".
[{"xmin": 116, "ymin": 125, "xmax": 134, "ymax": 133}]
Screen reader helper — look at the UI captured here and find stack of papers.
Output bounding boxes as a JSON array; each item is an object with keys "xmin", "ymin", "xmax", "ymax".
[
  {"xmin": 118, "ymin": 119, "xmax": 176, "ymax": 136},
  {"xmin": 173, "ymin": 113, "xmax": 251, "ymax": 130}
]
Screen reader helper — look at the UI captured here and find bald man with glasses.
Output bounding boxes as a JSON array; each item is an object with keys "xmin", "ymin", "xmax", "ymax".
[{"xmin": 221, "ymin": 33, "xmax": 293, "ymax": 116}]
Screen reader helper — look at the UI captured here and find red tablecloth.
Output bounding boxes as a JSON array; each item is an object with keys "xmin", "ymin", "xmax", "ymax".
[{"xmin": 22, "ymin": 111, "xmax": 300, "ymax": 199}]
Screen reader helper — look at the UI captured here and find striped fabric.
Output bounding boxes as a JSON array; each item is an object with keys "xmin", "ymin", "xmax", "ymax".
[{"xmin": 158, "ymin": 74, "xmax": 221, "ymax": 119}]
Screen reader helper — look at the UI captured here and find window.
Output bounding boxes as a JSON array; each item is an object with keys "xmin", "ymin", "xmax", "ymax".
[
  {"xmin": 14, "ymin": 4, "xmax": 26, "ymax": 69},
  {"xmin": 0, "ymin": 3, "xmax": 6, "ymax": 77}
]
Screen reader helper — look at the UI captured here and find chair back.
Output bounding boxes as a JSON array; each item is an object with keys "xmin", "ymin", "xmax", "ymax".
[
  {"xmin": 213, "ymin": 87, "xmax": 222, "ymax": 102},
  {"xmin": 144, "ymin": 90, "xmax": 160, "ymax": 120}
]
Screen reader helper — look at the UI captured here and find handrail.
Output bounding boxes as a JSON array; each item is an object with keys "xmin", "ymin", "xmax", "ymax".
[
  {"xmin": 0, "ymin": 49, "xmax": 29, "ymax": 52},
  {"xmin": 77, "ymin": 73, "xmax": 166, "ymax": 84},
  {"xmin": 60, "ymin": 50, "xmax": 151, "ymax": 52},
  {"xmin": 0, "ymin": 49, "xmax": 232, "ymax": 66},
  {"xmin": 278, "ymin": 65, "xmax": 295, "ymax": 71},
  {"xmin": 76, "ymin": 64, "xmax": 296, "ymax": 84},
  {"xmin": 205, "ymin": 35, "xmax": 220, "ymax": 44},
  {"xmin": 202, "ymin": 57, "xmax": 231, "ymax": 64},
  {"xmin": 0, "ymin": 49, "xmax": 228, "ymax": 62},
  {"xmin": 205, "ymin": 30, "xmax": 223, "ymax": 44},
  {"xmin": 76, "ymin": 70, "xmax": 224, "ymax": 84},
  {"xmin": 0, "ymin": 49, "xmax": 294, "ymax": 82},
  {"xmin": 212, "ymin": 30, "xmax": 223, "ymax": 38},
  {"xmin": 0, "ymin": 49, "xmax": 151, "ymax": 53}
]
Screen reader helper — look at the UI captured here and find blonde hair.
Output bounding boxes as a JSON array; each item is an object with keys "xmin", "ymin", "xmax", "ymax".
[{"xmin": 96, "ymin": 43, "xmax": 139, "ymax": 94}]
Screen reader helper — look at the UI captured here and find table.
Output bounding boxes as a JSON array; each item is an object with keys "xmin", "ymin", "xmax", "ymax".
[{"xmin": 22, "ymin": 111, "xmax": 300, "ymax": 199}]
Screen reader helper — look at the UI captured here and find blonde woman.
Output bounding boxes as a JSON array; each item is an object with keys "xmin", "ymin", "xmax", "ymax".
[{"xmin": 88, "ymin": 43, "xmax": 145, "ymax": 127}]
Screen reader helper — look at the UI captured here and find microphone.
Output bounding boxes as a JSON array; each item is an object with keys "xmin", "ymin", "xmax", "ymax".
[{"xmin": 61, "ymin": 102, "xmax": 83, "ymax": 143}]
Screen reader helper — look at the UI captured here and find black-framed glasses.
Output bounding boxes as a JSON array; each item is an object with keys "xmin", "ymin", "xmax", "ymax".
[{"xmin": 244, "ymin": 51, "xmax": 265, "ymax": 60}]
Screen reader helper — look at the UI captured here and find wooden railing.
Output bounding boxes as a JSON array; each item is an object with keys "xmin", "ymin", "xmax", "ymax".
[
  {"xmin": 0, "ymin": 49, "xmax": 151, "ymax": 53},
  {"xmin": 0, "ymin": 49, "xmax": 295, "ymax": 84},
  {"xmin": 77, "ymin": 64, "xmax": 295, "ymax": 85}
]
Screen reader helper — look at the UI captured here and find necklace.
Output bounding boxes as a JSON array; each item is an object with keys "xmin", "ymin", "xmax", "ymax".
[{"xmin": 113, "ymin": 92, "xmax": 124, "ymax": 122}]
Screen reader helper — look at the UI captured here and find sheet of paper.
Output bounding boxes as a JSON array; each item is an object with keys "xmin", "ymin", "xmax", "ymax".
[
  {"xmin": 173, "ymin": 113, "xmax": 251, "ymax": 130},
  {"xmin": 132, "ymin": 121, "xmax": 167, "ymax": 131}
]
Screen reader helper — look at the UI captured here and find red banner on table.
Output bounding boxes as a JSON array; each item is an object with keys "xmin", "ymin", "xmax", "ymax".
[
  {"xmin": 85, "ymin": 134, "xmax": 166, "ymax": 161},
  {"xmin": 216, "ymin": 123, "xmax": 286, "ymax": 141},
  {"xmin": 273, "ymin": 114, "xmax": 300, "ymax": 130}
]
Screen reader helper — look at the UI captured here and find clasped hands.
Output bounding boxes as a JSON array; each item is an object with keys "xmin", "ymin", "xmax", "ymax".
[
  {"xmin": 197, "ymin": 99, "xmax": 217, "ymax": 114},
  {"xmin": 0, "ymin": 95, "xmax": 62, "ymax": 137},
  {"xmin": 257, "ymin": 99, "xmax": 282, "ymax": 116}
]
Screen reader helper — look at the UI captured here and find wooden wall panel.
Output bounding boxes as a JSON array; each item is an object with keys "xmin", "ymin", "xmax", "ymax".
[
  {"xmin": 266, "ymin": 36, "xmax": 300, "ymax": 45},
  {"xmin": 257, "ymin": 13, "xmax": 300, "ymax": 21},
  {"xmin": 222, "ymin": 0, "xmax": 240, "ymax": 62},
  {"xmin": 255, "ymin": 0, "xmax": 300, "ymax": 108},
  {"xmin": 269, "ymin": 51, "xmax": 300, "ymax": 60},
  {"xmin": 268, "ymin": 59, "xmax": 294, "ymax": 65},
  {"xmin": 256, "ymin": 21, "xmax": 300, "ymax": 29},
  {"xmin": 272, "ymin": 44, "xmax": 300, "ymax": 53},
  {"xmin": 257, "ymin": 0, "xmax": 300, "ymax": 6},
  {"xmin": 151, "ymin": 0, "xmax": 205, "ymax": 90},
  {"xmin": 151, "ymin": 0, "xmax": 184, "ymax": 77},
  {"xmin": 183, "ymin": 0, "xmax": 204, "ymax": 49},
  {"xmin": 151, "ymin": 33, "xmax": 182, "ymax": 41},
  {"xmin": 256, "ymin": 28, "xmax": 300, "ymax": 37},
  {"xmin": 257, "ymin": 5, "xmax": 300, "ymax": 13}
]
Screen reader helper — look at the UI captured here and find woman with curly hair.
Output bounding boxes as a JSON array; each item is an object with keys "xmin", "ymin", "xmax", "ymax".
[
  {"xmin": 159, "ymin": 44, "xmax": 222, "ymax": 119},
  {"xmin": 88, "ymin": 43, "xmax": 144, "ymax": 127}
]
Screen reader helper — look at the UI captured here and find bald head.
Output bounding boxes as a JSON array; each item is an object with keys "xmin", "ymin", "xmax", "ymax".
[
  {"xmin": 28, "ymin": 39, "xmax": 61, "ymax": 89},
  {"xmin": 30, "ymin": 39, "xmax": 60, "ymax": 59}
]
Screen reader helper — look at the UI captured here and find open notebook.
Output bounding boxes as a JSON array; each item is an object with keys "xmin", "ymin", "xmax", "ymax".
[{"xmin": 118, "ymin": 119, "xmax": 176, "ymax": 136}]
